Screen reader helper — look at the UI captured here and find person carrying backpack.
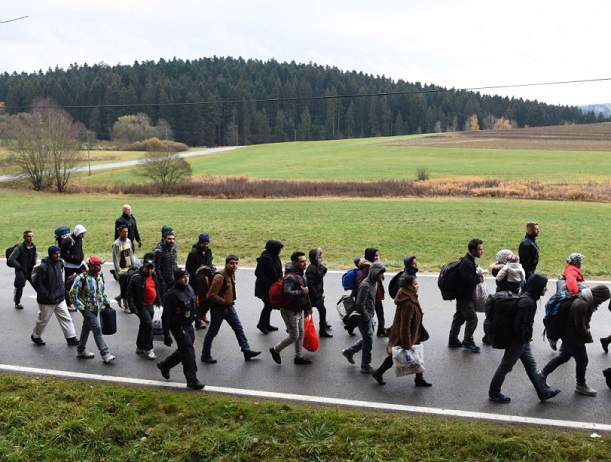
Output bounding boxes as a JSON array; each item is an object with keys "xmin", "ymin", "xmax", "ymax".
[
  {"xmin": 254, "ymin": 239, "xmax": 284, "ymax": 335},
  {"xmin": 185, "ymin": 233, "xmax": 214, "ymax": 328},
  {"xmin": 539, "ymin": 284, "xmax": 611, "ymax": 396},
  {"xmin": 388, "ymin": 255, "xmax": 418, "ymax": 300},
  {"xmin": 8, "ymin": 229, "xmax": 37, "ymax": 310},
  {"xmin": 306, "ymin": 247, "xmax": 332, "ymax": 338},
  {"xmin": 488, "ymin": 274, "xmax": 561, "ymax": 403}
]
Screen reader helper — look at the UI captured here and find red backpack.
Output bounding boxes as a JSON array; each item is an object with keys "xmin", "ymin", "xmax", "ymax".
[{"xmin": 269, "ymin": 272, "xmax": 298, "ymax": 309}]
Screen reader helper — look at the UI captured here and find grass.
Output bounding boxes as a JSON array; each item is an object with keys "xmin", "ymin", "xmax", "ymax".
[
  {"xmin": 0, "ymin": 373, "xmax": 609, "ymax": 461},
  {"xmin": 2, "ymin": 189, "xmax": 610, "ymax": 277}
]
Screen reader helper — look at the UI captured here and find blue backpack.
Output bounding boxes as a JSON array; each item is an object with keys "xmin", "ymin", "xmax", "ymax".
[
  {"xmin": 543, "ymin": 291, "xmax": 575, "ymax": 341},
  {"xmin": 341, "ymin": 268, "xmax": 359, "ymax": 291}
]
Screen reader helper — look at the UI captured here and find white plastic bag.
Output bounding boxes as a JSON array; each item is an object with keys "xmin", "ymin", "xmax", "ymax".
[
  {"xmin": 153, "ymin": 305, "xmax": 163, "ymax": 336},
  {"xmin": 392, "ymin": 344, "xmax": 425, "ymax": 377},
  {"xmin": 473, "ymin": 282, "xmax": 490, "ymax": 313}
]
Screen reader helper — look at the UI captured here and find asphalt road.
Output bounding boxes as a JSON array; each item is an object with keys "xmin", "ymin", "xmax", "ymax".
[{"xmin": 1, "ymin": 262, "xmax": 611, "ymax": 429}]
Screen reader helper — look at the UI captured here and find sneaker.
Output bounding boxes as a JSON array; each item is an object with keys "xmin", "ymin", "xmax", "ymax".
[
  {"xmin": 114, "ymin": 296, "xmax": 123, "ymax": 309},
  {"xmin": 30, "ymin": 335, "xmax": 45, "ymax": 346},
  {"xmin": 136, "ymin": 348, "xmax": 145, "ymax": 355},
  {"xmin": 600, "ymin": 337, "xmax": 610, "ymax": 354},
  {"xmin": 66, "ymin": 337, "xmax": 80, "ymax": 346},
  {"xmin": 448, "ymin": 338, "xmax": 463, "ymax": 348},
  {"xmin": 294, "ymin": 356, "xmax": 312, "ymax": 365},
  {"xmin": 102, "ymin": 353, "xmax": 116, "ymax": 364},
  {"xmin": 342, "ymin": 349, "xmax": 355, "ymax": 364},
  {"xmin": 575, "ymin": 384, "xmax": 597, "ymax": 396},
  {"xmin": 269, "ymin": 347, "xmax": 281, "ymax": 364},
  {"xmin": 539, "ymin": 388, "xmax": 561, "ymax": 401},
  {"xmin": 489, "ymin": 393, "xmax": 511, "ymax": 404},
  {"xmin": 15, "ymin": 303, "xmax": 24, "ymax": 310},
  {"xmin": 538, "ymin": 371, "xmax": 549, "ymax": 389},
  {"xmin": 462, "ymin": 342, "xmax": 481, "ymax": 353},
  {"xmin": 360, "ymin": 365, "xmax": 375, "ymax": 374},
  {"xmin": 201, "ymin": 356, "xmax": 217, "ymax": 364},
  {"xmin": 77, "ymin": 350, "xmax": 94, "ymax": 359},
  {"xmin": 243, "ymin": 350, "xmax": 261, "ymax": 361},
  {"xmin": 157, "ymin": 362, "xmax": 170, "ymax": 380},
  {"xmin": 187, "ymin": 380, "xmax": 205, "ymax": 390},
  {"xmin": 145, "ymin": 350, "xmax": 156, "ymax": 360}
]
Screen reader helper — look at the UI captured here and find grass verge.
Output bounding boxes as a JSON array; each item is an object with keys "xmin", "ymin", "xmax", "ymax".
[{"xmin": 0, "ymin": 373, "xmax": 609, "ymax": 461}]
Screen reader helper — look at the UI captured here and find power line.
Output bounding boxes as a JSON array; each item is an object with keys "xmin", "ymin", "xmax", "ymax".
[{"xmin": 0, "ymin": 16, "xmax": 28, "ymax": 24}]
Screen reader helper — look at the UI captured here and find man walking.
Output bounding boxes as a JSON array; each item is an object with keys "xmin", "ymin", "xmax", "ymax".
[
  {"xmin": 154, "ymin": 229, "xmax": 178, "ymax": 296},
  {"xmin": 342, "ymin": 261, "xmax": 386, "ymax": 373},
  {"xmin": 30, "ymin": 245, "xmax": 79, "ymax": 346},
  {"xmin": 518, "ymin": 221, "xmax": 539, "ymax": 282},
  {"xmin": 306, "ymin": 247, "xmax": 332, "ymax": 338},
  {"xmin": 114, "ymin": 204, "xmax": 142, "ymax": 251},
  {"xmin": 157, "ymin": 268, "xmax": 204, "ymax": 390},
  {"xmin": 186, "ymin": 233, "xmax": 214, "ymax": 327},
  {"xmin": 448, "ymin": 238, "xmax": 484, "ymax": 352},
  {"xmin": 126, "ymin": 254, "xmax": 161, "ymax": 360},
  {"xmin": 61, "ymin": 224, "xmax": 87, "ymax": 311},
  {"xmin": 70, "ymin": 256, "xmax": 116, "ymax": 363},
  {"xmin": 255, "ymin": 240, "xmax": 284, "ymax": 334},
  {"xmin": 112, "ymin": 224, "xmax": 134, "ymax": 310},
  {"xmin": 8, "ymin": 229, "xmax": 37, "ymax": 310},
  {"xmin": 488, "ymin": 274, "xmax": 561, "ymax": 403},
  {"xmin": 201, "ymin": 255, "xmax": 261, "ymax": 363},
  {"xmin": 269, "ymin": 251, "xmax": 313, "ymax": 365}
]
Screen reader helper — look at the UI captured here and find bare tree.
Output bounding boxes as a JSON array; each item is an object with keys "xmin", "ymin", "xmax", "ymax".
[
  {"xmin": 10, "ymin": 98, "xmax": 82, "ymax": 192},
  {"xmin": 139, "ymin": 151, "xmax": 192, "ymax": 194}
]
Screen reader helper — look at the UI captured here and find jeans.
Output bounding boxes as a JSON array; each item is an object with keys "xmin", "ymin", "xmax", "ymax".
[
  {"xmin": 449, "ymin": 298, "xmax": 478, "ymax": 343},
  {"xmin": 273, "ymin": 308, "xmax": 304, "ymax": 357},
  {"xmin": 202, "ymin": 304, "xmax": 251, "ymax": 356},
  {"xmin": 542, "ymin": 341, "xmax": 588, "ymax": 385},
  {"xmin": 160, "ymin": 324, "xmax": 197, "ymax": 382},
  {"xmin": 136, "ymin": 305, "xmax": 154, "ymax": 351},
  {"xmin": 345, "ymin": 317, "xmax": 375, "ymax": 368},
  {"xmin": 489, "ymin": 341, "xmax": 545, "ymax": 396},
  {"xmin": 78, "ymin": 308, "xmax": 109, "ymax": 356}
]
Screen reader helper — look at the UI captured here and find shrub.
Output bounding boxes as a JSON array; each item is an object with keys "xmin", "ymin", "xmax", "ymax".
[{"xmin": 416, "ymin": 167, "xmax": 430, "ymax": 181}]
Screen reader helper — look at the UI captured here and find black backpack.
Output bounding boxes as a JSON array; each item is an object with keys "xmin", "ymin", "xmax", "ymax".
[
  {"xmin": 5, "ymin": 244, "xmax": 18, "ymax": 266},
  {"xmin": 483, "ymin": 291, "xmax": 521, "ymax": 349},
  {"xmin": 388, "ymin": 272, "xmax": 403, "ymax": 299},
  {"xmin": 543, "ymin": 291, "xmax": 575, "ymax": 341},
  {"xmin": 438, "ymin": 258, "xmax": 462, "ymax": 300}
]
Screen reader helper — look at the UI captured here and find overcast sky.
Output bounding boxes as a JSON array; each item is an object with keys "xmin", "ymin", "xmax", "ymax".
[{"xmin": 2, "ymin": 0, "xmax": 610, "ymax": 107}]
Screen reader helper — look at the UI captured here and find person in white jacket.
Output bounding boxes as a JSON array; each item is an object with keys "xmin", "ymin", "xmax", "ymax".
[{"xmin": 495, "ymin": 254, "xmax": 525, "ymax": 293}]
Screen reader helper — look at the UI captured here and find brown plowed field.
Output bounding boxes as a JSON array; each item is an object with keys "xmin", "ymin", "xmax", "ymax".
[{"xmin": 386, "ymin": 122, "xmax": 611, "ymax": 152}]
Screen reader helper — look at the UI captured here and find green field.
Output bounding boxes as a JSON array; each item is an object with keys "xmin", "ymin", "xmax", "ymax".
[{"xmin": 2, "ymin": 190, "xmax": 609, "ymax": 277}]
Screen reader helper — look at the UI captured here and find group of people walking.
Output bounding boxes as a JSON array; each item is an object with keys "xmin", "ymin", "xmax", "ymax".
[{"xmin": 7, "ymin": 212, "xmax": 611, "ymax": 398}]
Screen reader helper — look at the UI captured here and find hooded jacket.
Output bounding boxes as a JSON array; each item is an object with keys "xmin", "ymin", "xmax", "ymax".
[
  {"xmin": 61, "ymin": 225, "xmax": 86, "ymax": 269},
  {"xmin": 355, "ymin": 261, "xmax": 385, "ymax": 319},
  {"xmin": 283, "ymin": 262, "xmax": 311, "ymax": 312},
  {"xmin": 33, "ymin": 256, "xmax": 65, "ymax": 305},
  {"xmin": 388, "ymin": 284, "xmax": 423, "ymax": 351},
  {"xmin": 513, "ymin": 274, "xmax": 548, "ymax": 345},
  {"xmin": 361, "ymin": 248, "xmax": 385, "ymax": 300},
  {"xmin": 254, "ymin": 240, "xmax": 283, "ymax": 301},
  {"xmin": 563, "ymin": 285, "xmax": 611, "ymax": 344},
  {"xmin": 185, "ymin": 243, "xmax": 214, "ymax": 290},
  {"xmin": 306, "ymin": 248, "xmax": 327, "ymax": 306},
  {"xmin": 563, "ymin": 263, "xmax": 585, "ymax": 296}
]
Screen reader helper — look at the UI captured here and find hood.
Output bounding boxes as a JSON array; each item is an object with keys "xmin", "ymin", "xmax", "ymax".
[
  {"xmin": 265, "ymin": 240, "xmax": 284, "ymax": 255},
  {"xmin": 525, "ymin": 274, "xmax": 548, "ymax": 300},
  {"xmin": 589, "ymin": 285, "xmax": 611, "ymax": 307},
  {"xmin": 364, "ymin": 248, "xmax": 378, "ymax": 263},
  {"xmin": 366, "ymin": 261, "xmax": 385, "ymax": 284},
  {"xmin": 73, "ymin": 224, "xmax": 86, "ymax": 237},
  {"xmin": 403, "ymin": 255, "xmax": 418, "ymax": 275},
  {"xmin": 309, "ymin": 248, "xmax": 322, "ymax": 266}
]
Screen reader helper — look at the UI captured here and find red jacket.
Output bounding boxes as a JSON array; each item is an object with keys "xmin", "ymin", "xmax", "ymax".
[{"xmin": 563, "ymin": 264, "xmax": 584, "ymax": 295}]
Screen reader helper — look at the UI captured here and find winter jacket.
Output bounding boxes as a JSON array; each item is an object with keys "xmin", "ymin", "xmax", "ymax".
[
  {"xmin": 513, "ymin": 274, "xmax": 548, "ymax": 345},
  {"xmin": 33, "ymin": 256, "xmax": 65, "ymax": 305},
  {"xmin": 496, "ymin": 262, "xmax": 525, "ymax": 284},
  {"xmin": 563, "ymin": 263, "xmax": 585, "ymax": 296},
  {"xmin": 114, "ymin": 213, "xmax": 141, "ymax": 244},
  {"xmin": 355, "ymin": 261, "xmax": 385, "ymax": 319},
  {"xmin": 154, "ymin": 241, "xmax": 178, "ymax": 288},
  {"xmin": 8, "ymin": 241, "xmax": 37, "ymax": 279},
  {"xmin": 518, "ymin": 234, "xmax": 539, "ymax": 280},
  {"xmin": 387, "ymin": 285, "xmax": 423, "ymax": 351},
  {"xmin": 254, "ymin": 240, "xmax": 283, "ymax": 301},
  {"xmin": 162, "ymin": 283, "xmax": 197, "ymax": 335},
  {"xmin": 70, "ymin": 271, "xmax": 109, "ymax": 312},
  {"xmin": 60, "ymin": 234, "xmax": 85, "ymax": 269},
  {"xmin": 456, "ymin": 252, "xmax": 479, "ymax": 300},
  {"xmin": 185, "ymin": 243, "xmax": 214, "ymax": 290},
  {"xmin": 562, "ymin": 285, "xmax": 611, "ymax": 344},
  {"xmin": 283, "ymin": 262, "xmax": 311, "ymax": 312},
  {"xmin": 208, "ymin": 270, "xmax": 235, "ymax": 307},
  {"xmin": 126, "ymin": 269, "xmax": 161, "ymax": 313},
  {"xmin": 306, "ymin": 248, "xmax": 327, "ymax": 306}
]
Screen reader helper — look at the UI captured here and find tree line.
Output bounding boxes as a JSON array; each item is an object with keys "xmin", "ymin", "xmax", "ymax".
[{"xmin": 0, "ymin": 57, "xmax": 606, "ymax": 147}]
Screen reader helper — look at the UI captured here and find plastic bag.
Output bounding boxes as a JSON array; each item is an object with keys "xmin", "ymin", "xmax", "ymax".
[
  {"xmin": 303, "ymin": 314, "xmax": 320, "ymax": 352},
  {"xmin": 153, "ymin": 305, "xmax": 163, "ymax": 336},
  {"xmin": 392, "ymin": 344, "xmax": 424, "ymax": 377},
  {"xmin": 473, "ymin": 282, "xmax": 490, "ymax": 313}
]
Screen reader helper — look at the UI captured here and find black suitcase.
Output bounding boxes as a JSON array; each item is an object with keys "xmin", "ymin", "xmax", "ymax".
[{"xmin": 100, "ymin": 306, "xmax": 117, "ymax": 335}]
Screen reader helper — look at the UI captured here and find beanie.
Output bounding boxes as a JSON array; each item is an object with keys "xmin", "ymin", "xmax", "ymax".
[
  {"xmin": 48, "ymin": 245, "xmax": 60, "ymax": 256},
  {"xmin": 199, "ymin": 233, "xmax": 210, "ymax": 243},
  {"xmin": 174, "ymin": 268, "xmax": 189, "ymax": 280},
  {"xmin": 161, "ymin": 225, "xmax": 174, "ymax": 237}
]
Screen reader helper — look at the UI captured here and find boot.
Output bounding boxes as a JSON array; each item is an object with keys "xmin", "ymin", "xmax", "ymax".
[
  {"xmin": 319, "ymin": 325, "xmax": 333, "ymax": 338},
  {"xmin": 373, "ymin": 356, "xmax": 393, "ymax": 385},
  {"xmin": 414, "ymin": 373, "xmax": 432, "ymax": 387}
]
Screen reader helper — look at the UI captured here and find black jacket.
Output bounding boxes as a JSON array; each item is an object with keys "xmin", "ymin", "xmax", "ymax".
[
  {"xmin": 518, "ymin": 234, "xmax": 539, "ymax": 280},
  {"xmin": 306, "ymin": 248, "xmax": 326, "ymax": 306},
  {"xmin": 283, "ymin": 262, "xmax": 311, "ymax": 312},
  {"xmin": 185, "ymin": 244, "xmax": 214, "ymax": 290},
  {"xmin": 114, "ymin": 213, "xmax": 141, "ymax": 244},
  {"xmin": 513, "ymin": 274, "xmax": 548, "ymax": 345},
  {"xmin": 60, "ymin": 234, "xmax": 84, "ymax": 267},
  {"xmin": 33, "ymin": 257, "xmax": 65, "ymax": 305},
  {"xmin": 154, "ymin": 241, "xmax": 178, "ymax": 289},
  {"xmin": 456, "ymin": 252, "xmax": 479, "ymax": 301},
  {"xmin": 254, "ymin": 240, "xmax": 283, "ymax": 301},
  {"xmin": 8, "ymin": 242, "xmax": 37, "ymax": 278},
  {"xmin": 126, "ymin": 269, "xmax": 161, "ymax": 313},
  {"xmin": 162, "ymin": 284, "xmax": 197, "ymax": 336}
]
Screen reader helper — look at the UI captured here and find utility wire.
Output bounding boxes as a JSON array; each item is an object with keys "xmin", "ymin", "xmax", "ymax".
[{"xmin": 0, "ymin": 16, "xmax": 28, "ymax": 24}]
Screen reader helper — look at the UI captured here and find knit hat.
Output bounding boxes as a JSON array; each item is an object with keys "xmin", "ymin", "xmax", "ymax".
[
  {"xmin": 73, "ymin": 224, "xmax": 86, "ymax": 237},
  {"xmin": 199, "ymin": 233, "xmax": 210, "ymax": 243},
  {"xmin": 566, "ymin": 253, "xmax": 585, "ymax": 265},
  {"xmin": 161, "ymin": 225, "xmax": 174, "ymax": 237},
  {"xmin": 48, "ymin": 245, "xmax": 60, "ymax": 256},
  {"xmin": 495, "ymin": 249, "xmax": 513, "ymax": 264},
  {"xmin": 174, "ymin": 268, "xmax": 189, "ymax": 280}
]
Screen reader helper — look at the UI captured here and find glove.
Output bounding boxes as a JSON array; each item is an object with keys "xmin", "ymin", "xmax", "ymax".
[
  {"xmin": 164, "ymin": 335, "xmax": 173, "ymax": 347},
  {"xmin": 138, "ymin": 241, "xmax": 142, "ymax": 248}
]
